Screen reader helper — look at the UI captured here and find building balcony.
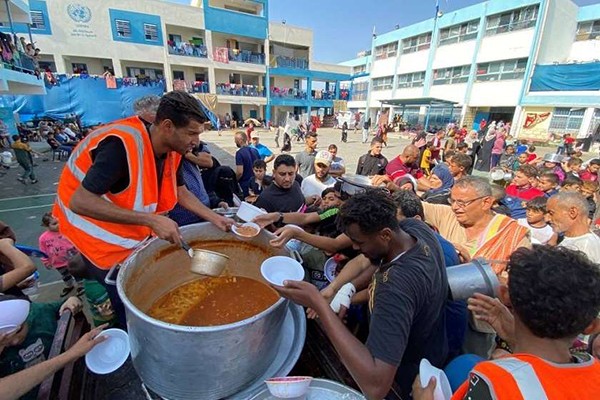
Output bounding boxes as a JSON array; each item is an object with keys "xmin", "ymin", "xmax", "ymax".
[
  {"xmin": 311, "ymin": 90, "xmax": 336, "ymax": 101},
  {"xmin": 271, "ymin": 87, "xmax": 307, "ymax": 99},
  {"xmin": 213, "ymin": 47, "xmax": 265, "ymax": 65},
  {"xmin": 216, "ymin": 82, "xmax": 265, "ymax": 97},
  {"xmin": 190, "ymin": 81, "xmax": 210, "ymax": 93},
  {"xmin": 272, "ymin": 55, "xmax": 309, "ymax": 70},
  {"xmin": 168, "ymin": 43, "xmax": 208, "ymax": 58}
]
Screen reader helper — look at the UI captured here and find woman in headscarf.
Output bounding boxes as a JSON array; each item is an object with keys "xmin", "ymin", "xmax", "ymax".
[
  {"xmin": 421, "ymin": 164, "xmax": 454, "ymax": 204},
  {"xmin": 475, "ymin": 127, "xmax": 497, "ymax": 172}
]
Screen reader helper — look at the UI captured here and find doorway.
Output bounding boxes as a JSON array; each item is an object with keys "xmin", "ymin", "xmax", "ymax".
[{"xmin": 231, "ymin": 104, "xmax": 243, "ymax": 125}]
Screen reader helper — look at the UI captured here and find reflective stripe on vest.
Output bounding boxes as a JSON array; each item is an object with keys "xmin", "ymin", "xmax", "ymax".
[
  {"xmin": 55, "ymin": 196, "xmax": 141, "ymax": 250},
  {"xmin": 490, "ymin": 358, "xmax": 549, "ymax": 400},
  {"xmin": 65, "ymin": 123, "xmax": 157, "ymax": 213}
]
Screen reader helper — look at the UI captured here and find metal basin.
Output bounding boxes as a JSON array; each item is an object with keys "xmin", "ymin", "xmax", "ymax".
[{"xmin": 117, "ymin": 222, "xmax": 296, "ymax": 400}]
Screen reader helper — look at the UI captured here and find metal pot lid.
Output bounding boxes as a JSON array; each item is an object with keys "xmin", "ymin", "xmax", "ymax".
[
  {"xmin": 249, "ymin": 378, "xmax": 365, "ymax": 400},
  {"xmin": 543, "ymin": 153, "xmax": 563, "ymax": 163},
  {"xmin": 338, "ymin": 174, "xmax": 375, "ymax": 188},
  {"xmin": 227, "ymin": 303, "xmax": 307, "ymax": 399}
]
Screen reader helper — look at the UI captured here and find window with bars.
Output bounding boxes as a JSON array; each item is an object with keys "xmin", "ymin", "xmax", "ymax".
[
  {"xmin": 372, "ymin": 76, "xmax": 394, "ymax": 91},
  {"xmin": 144, "ymin": 23, "xmax": 158, "ymax": 41},
  {"xmin": 486, "ymin": 6, "xmax": 539, "ymax": 36},
  {"xmin": 589, "ymin": 108, "xmax": 600, "ymax": 135},
  {"xmin": 433, "ymin": 65, "xmax": 471, "ymax": 85},
  {"xmin": 397, "ymin": 71, "xmax": 426, "ymax": 88},
  {"xmin": 115, "ymin": 19, "xmax": 131, "ymax": 38},
  {"xmin": 576, "ymin": 20, "xmax": 600, "ymax": 41},
  {"xmin": 353, "ymin": 64, "xmax": 367, "ymax": 75},
  {"xmin": 30, "ymin": 11, "xmax": 45, "ymax": 30},
  {"xmin": 439, "ymin": 20, "xmax": 479, "ymax": 46},
  {"xmin": 549, "ymin": 108, "xmax": 585, "ymax": 135},
  {"xmin": 352, "ymin": 81, "xmax": 369, "ymax": 101},
  {"xmin": 374, "ymin": 42, "xmax": 398, "ymax": 60},
  {"xmin": 402, "ymin": 33, "xmax": 432, "ymax": 54},
  {"xmin": 476, "ymin": 58, "xmax": 527, "ymax": 82}
]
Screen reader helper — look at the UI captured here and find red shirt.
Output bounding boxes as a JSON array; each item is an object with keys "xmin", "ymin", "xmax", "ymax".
[
  {"xmin": 505, "ymin": 184, "xmax": 545, "ymax": 200},
  {"xmin": 526, "ymin": 153, "xmax": 537, "ymax": 163},
  {"xmin": 385, "ymin": 156, "xmax": 423, "ymax": 184},
  {"xmin": 580, "ymin": 169, "xmax": 598, "ymax": 182}
]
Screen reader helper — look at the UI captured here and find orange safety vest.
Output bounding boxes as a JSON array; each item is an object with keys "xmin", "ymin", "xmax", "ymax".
[
  {"xmin": 53, "ymin": 116, "xmax": 182, "ymax": 269},
  {"xmin": 452, "ymin": 353, "xmax": 600, "ymax": 400}
]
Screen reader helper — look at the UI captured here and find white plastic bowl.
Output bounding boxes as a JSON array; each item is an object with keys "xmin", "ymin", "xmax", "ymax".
[
  {"xmin": 0, "ymin": 299, "xmax": 30, "ymax": 331},
  {"xmin": 261, "ymin": 256, "xmax": 304, "ymax": 287},
  {"xmin": 231, "ymin": 222, "xmax": 261, "ymax": 241},
  {"xmin": 85, "ymin": 329, "xmax": 130, "ymax": 375},
  {"xmin": 265, "ymin": 376, "xmax": 313, "ymax": 398},
  {"xmin": 419, "ymin": 359, "xmax": 452, "ymax": 400},
  {"xmin": 236, "ymin": 201, "xmax": 267, "ymax": 222},
  {"xmin": 324, "ymin": 257, "xmax": 338, "ymax": 283}
]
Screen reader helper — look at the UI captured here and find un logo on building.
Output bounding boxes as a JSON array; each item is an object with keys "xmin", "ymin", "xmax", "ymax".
[{"xmin": 67, "ymin": 4, "xmax": 92, "ymax": 23}]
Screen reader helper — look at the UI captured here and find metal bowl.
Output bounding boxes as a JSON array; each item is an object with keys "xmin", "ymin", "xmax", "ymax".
[
  {"xmin": 190, "ymin": 249, "xmax": 230, "ymax": 276},
  {"xmin": 213, "ymin": 207, "xmax": 239, "ymax": 218}
]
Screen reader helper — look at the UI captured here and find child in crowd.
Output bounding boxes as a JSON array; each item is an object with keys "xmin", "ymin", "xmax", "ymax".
[
  {"xmin": 561, "ymin": 175, "xmax": 583, "ymax": 193},
  {"xmin": 525, "ymin": 145, "xmax": 538, "ymax": 163},
  {"xmin": 38, "ymin": 213, "xmax": 82, "ymax": 297},
  {"xmin": 499, "ymin": 144, "xmax": 517, "ymax": 171},
  {"xmin": 249, "ymin": 159, "xmax": 272, "ymax": 197},
  {"xmin": 515, "ymin": 139, "xmax": 528, "ymax": 154},
  {"xmin": 517, "ymin": 197, "xmax": 557, "ymax": 245},
  {"xmin": 580, "ymin": 180, "xmax": 599, "ymax": 220},
  {"xmin": 513, "ymin": 153, "xmax": 528, "ymax": 171},
  {"xmin": 564, "ymin": 157, "xmax": 583, "ymax": 179},
  {"xmin": 537, "ymin": 172, "xmax": 560, "ymax": 198},
  {"xmin": 341, "ymin": 122, "xmax": 348, "ymax": 143},
  {"xmin": 420, "ymin": 141, "xmax": 433, "ymax": 176},
  {"xmin": 320, "ymin": 187, "xmax": 343, "ymax": 210}
]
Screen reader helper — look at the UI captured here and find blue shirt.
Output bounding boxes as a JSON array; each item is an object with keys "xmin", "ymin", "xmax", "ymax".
[
  {"xmin": 235, "ymin": 146, "xmax": 260, "ymax": 196},
  {"xmin": 250, "ymin": 143, "xmax": 273, "ymax": 160}
]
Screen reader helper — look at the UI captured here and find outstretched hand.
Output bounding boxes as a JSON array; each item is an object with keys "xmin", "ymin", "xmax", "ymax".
[
  {"xmin": 272, "ymin": 280, "xmax": 326, "ymax": 313},
  {"xmin": 468, "ymin": 293, "xmax": 515, "ymax": 344},
  {"xmin": 66, "ymin": 323, "xmax": 109, "ymax": 360}
]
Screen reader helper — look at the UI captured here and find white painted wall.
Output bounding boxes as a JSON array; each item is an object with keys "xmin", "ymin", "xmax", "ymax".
[
  {"xmin": 371, "ymin": 57, "xmax": 397, "ymax": 78},
  {"xmin": 469, "ymin": 80, "xmax": 522, "ymax": 107},
  {"xmin": 165, "ymin": 25, "xmax": 206, "ymax": 42},
  {"xmin": 537, "ymin": 0, "xmax": 578, "ymax": 64},
  {"xmin": 269, "ymin": 23, "xmax": 312, "ymax": 48},
  {"xmin": 429, "ymin": 83, "xmax": 468, "ymax": 104},
  {"xmin": 432, "ymin": 41, "xmax": 477, "ymax": 69},
  {"xmin": 477, "ymin": 30, "xmax": 535, "ymax": 63},
  {"xmin": 396, "ymin": 51, "xmax": 429, "ymax": 74},
  {"xmin": 272, "ymin": 76, "xmax": 297, "ymax": 88},
  {"xmin": 347, "ymin": 100, "xmax": 367, "ymax": 110},
  {"xmin": 394, "ymin": 87, "xmax": 425, "ymax": 100},
  {"xmin": 311, "ymin": 62, "xmax": 351, "ymax": 75},
  {"xmin": 170, "ymin": 65, "xmax": 208, "ymax": 81},
  {"xmin": 569, "ymin": 40, "xmax": 600, "ymax": 62}
]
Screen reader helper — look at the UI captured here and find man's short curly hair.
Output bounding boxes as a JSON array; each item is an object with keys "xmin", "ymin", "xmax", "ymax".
[
  {"xmin": 508, "ymin": 245, "xmax": 600, "ymax": 339},
  {"xmin": 338, "ymin": 190, "xmax": 398, "ymax": 235}
]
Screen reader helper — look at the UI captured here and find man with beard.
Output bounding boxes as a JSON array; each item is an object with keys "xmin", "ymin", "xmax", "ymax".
[
  {"xmin": 254, "ymin": 154, "xmax": 307, "ymax": 213},
  {"xmin": 301, "ymin": 150, "xmax": 336, "ymax": 198},
  {"xmin": 273, "ymin": 191, "xmax": 448, "ymax": 400}
]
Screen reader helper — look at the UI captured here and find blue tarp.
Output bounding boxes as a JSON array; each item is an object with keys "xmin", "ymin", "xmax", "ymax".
[
  {"xmin": 0, "ymin": 75, "xmax": 165, "ymax": 125},
  {"xmin": 530, "ymin": 62, "xmax": 600, "ymax": 92}
]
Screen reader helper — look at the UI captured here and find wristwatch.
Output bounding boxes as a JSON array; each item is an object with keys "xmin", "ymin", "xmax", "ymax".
[{"xmin": 276, "ymin": 212, "xmax": 284, "ymax": 225}]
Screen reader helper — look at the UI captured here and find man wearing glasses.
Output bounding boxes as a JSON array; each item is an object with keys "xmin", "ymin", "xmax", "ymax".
[{"xmin": 422, "ymin": 176, "xmax": 530, "ymax": 276}]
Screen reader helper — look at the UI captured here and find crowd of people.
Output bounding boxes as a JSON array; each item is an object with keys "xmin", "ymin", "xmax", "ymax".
[{"xmin": 1, "ymin": 91, "xmax": 599, "ymax": 399}]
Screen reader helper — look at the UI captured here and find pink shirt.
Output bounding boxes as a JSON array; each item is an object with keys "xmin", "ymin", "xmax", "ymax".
[{"xmin": 38, "ymin": 230, "xmax": 77, "ymax": 269}]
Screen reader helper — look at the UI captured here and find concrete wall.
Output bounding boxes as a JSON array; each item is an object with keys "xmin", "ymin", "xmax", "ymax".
[
  {"xmin": 311, "ymin": 62, "xmax": 351, "ymax": 75},
  {"xmin": 470, "ymin": 80, "xmax": 523, "ymax": 107},
  {"xmin": 396, "ymin": 51, "xmax": 429, "ymax": 74},
  {"xmin": 371, "ymin": 57, "xmax": 396, "ymax": 78},
  {"xmin": 62, "ymin": 56, "xmax": 113, "ymax": 75},
  {"xmin": 432, "ymin": 41, "xmax": 477, "ymax": 69},
  {"xmin": 569, "ymin": 41, "xmax": 600, "ymax": 62},
  {"xmin": 537, "ymin": 0, "xmax": 579, "ymax": 64},
  {"xmin": 476, "ymin": 29, "xmax": 535, "ymax": 63},
  {"xmin": 269, "ymin": 23, "xmax": 313, "ymax": 48},
  {"xmin": 429, "ymin": 83, "xmax": 468, "ymax": 104}
]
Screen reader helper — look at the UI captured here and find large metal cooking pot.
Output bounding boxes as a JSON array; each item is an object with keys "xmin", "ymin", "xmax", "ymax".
[{"xmin": 116, "ymin": 223, "xmax": 297, "ymax": 400}]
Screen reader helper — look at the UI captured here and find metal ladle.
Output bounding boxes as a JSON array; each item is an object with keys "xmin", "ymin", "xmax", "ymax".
[{"xmin": 181, "ymin": 239, "xmax": 230, "ymax": 277}]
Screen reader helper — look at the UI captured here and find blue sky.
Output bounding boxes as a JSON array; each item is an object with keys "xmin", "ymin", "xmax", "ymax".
[{"xmin": 165, "ymin": 0, "xmax": 599, "ymax": 63}]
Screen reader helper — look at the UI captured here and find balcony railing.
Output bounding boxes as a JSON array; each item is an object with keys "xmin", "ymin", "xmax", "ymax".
[
  {"xmin": 311, "ymin": 90, "xmax": 335, "ymax": 100},
  {"xmin": 173, "ymin": 80, "xmax": 210, "ymax": 93},
  {"xmin": 168, "ymin": 43, "xmax": 208, "ymax": 58},
  {"xmin": 273, "ymin": 55, "xmax": 309, "ymax": 70},
  {"xmin": 212, "ymin": 47, "xmax": 265, "ymax": 65},
  {"xmin": 271, "ymin": 87, "xmax": 307, "ymax": 99},
  {"xmin": 216, "ymin": 83, "xmax": 265, "ymax": 97}
]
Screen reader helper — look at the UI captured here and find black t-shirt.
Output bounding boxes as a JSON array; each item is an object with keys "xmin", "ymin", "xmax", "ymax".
[
  {"xmin": 366, "ymin": 218, "xmax": 448, "ymax": 399},
  {"xmin": 82, "ymin": 122, "xmax": 184, "ymax": 195},
  {"xmin": 356, "ymin": 153, "xmax": 388, "ymax": 176},
  {"xmin": 253, "ymin": 181, "xmax": 305, "ymax": 213}
]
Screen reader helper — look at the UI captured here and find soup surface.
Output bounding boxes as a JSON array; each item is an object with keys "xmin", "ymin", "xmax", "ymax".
[{"xmin": 147, "ymin": 276, "xmax": 279, "ymax": 326}]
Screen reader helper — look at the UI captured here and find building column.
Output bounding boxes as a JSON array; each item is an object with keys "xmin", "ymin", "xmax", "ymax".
[
  {"xmin": 163, "ymin": 58, "xmax": 173, "ymax": 92},
  {"xmin": 579, "ymin": 107, "xmax": 595, "ymax": 139},
  {"xmin": 54, "ymin": 56, "xmax": 68, "ymax": 74},
  {"xmin": 334, "ymin": 80, "xmax": 340, "ymax": 100},
  {"xmin": 264, "ymin": 31, "xmax": 271, "ymax": 124},
  {"xmin": 111, "ymin": 58, "xmax": 123, "ymax": 77},
  {"xmin": 511, "ymin": 106, "xmax": 523, "ymax": 137},
  {"xmin": 208, "ymin": 66, "xmax": 216, "ymax": 94},
  {"xmin": 205, "ymin": 29, "xmax": 214, "ymax": 61}
]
